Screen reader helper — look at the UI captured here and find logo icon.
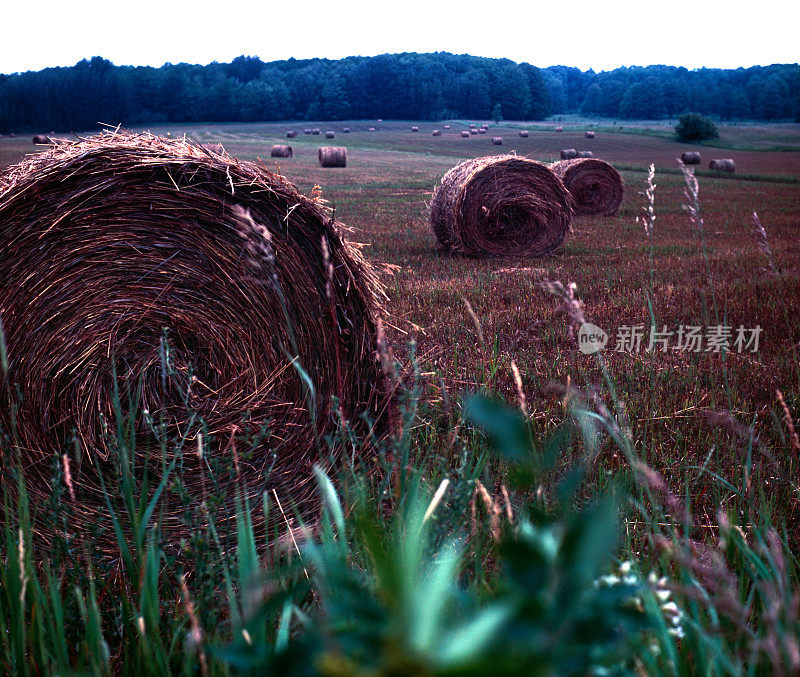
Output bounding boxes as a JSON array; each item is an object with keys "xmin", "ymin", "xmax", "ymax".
[{"xmin": 578, "ymin": 323, "xmax": 609, "ymax": 354}]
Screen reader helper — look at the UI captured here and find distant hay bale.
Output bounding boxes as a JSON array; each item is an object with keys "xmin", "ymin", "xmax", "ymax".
[
  {"xmin": 560, "ymin": 148, "xmax": 578, "ymax": 159},
  {"xmin": 469, "ymin": 124, "xmax": 477, "ymax": 128},
  {"xmin": 368, "ymin": 127, "xmax": 376, "ymax": 132},
  {"xmin": 576, "ymin": 150, "xmax": 594, "ymax": 158},
  {"xmin": 461, "ymin": 131, "xmax": 470, "ymax": 138},
  {"xmin": 478, "ymin": 129, "xmax": 487, "ymax": 134},
  {"xmin": 318, "ymin": 146, "xmax": 347, "ymax": 168},
  {"xmin": 549, "ymin": 158, "xmax": 624, "ymax": 216},
  {"xmin": 429, "ymin": 154, "xmax": 574, "ymax": 258},
  {"xmin": 411, "ymin": 126, "xmax": 419, "ymax": 132},
  {"xmin": 325, "ymin": 131, "xmax": 335, "ymax": 139},
  {"xmin": 681, "ymin": 151, "xmax": 701, "ymax": 165},
  {"xmin": 709, "ymin": 158, "xmax": 735, "ymax": 172},
  {"xmin": 491, "ymin": 137, "xmax": 503, "ymax": 145},
  {"xmin": 270, "ymin": 144, "xmax": 293, "ymax": 158},
  {"xmin": 470, "ymin": 129, "xmax": 478, "ymax": 135},
  {"xmin": 286, "ymin": 130, "xmax": 297, "ymax": 138},
  {"xmin": 585, "ymin": 131, "xmax": 596, "ymax": 139},
  {"xmin": 0, "ymin": 130, "xmax": 388, "ymax": 546},
  {"xmin": 304, "ymin": 129, "xmax": 312, "ymax": 135},
  {"xmin": 312, "ymin": 128, "xmax": 321, "ymax": 135},
  {"xmin": 519, "ymin": 130, "xmax": 529, "ymax": 138},
  {"xmin": 32, "ymin": 135, "xmax": 50, "ymax": 144},
  {"xmin": 555, "ymin": 126, "xmax": 564, "ymax": 132},
  {"xmin": 342, "ymin": 127, "xmax": 351, "ymax": 133},
  {"xmin": 443, "ymin": 125, "xmax": 450, "ymax": 129},
  {"xmin": 432, "ymin": 130, "xmax": 442, "ymax": 136}
]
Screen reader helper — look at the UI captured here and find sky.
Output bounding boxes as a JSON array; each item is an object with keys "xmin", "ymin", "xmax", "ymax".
[{"xmin": 3, "ymin": 0, "xmax": 798, "ymax": 75}]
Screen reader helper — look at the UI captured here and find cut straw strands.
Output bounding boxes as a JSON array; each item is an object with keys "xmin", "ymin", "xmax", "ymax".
[
  {"xmin": 270, "ymin": 144, "xmax": 293, "ymax": 158},
  {"xmin": 519, "ymin": 130, "xmax": 529, "ymax": 138},
  {"xmin": 0, "ymin": 130, "xmax": 388, "ymax": 546},
  {"xmin": 549, "ymin": 157, "xmax": 624, "ymax": 216},
  {"xmin": 560, "ymin": 149, "xmax": 578, "ymax": 159},
  {"xmin": 319, "ymin": 146, "xmax": 347, "ymax": 168},
  {"xmin": 681, "ymin": 151, "xmax": 701, "ymax": 165},
  {"xmin": 491, "ymin": 137, "xmax": 503, "ymax": 145},
  {"xmin": 429, "ymin": 154, "xmax": 574, "ymax": 258},
  {"xmin": 709, "ymin": 158, "xmax": 735, "ymax": 172}
]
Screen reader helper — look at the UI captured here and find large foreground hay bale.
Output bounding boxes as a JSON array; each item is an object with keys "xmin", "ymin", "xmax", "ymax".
[
  {"xmin": 549, "ymin": 157, "xmax": 624, "ymax": 216},
  {"xmin": 0, "ymin": 130, "xmax": 387, "ymax": 543},
  {"xmin": 681, "ymin": 151, "xmax": 701, "ymax": 165},
  {"xmin": 270, "ymin": 144, "xmax": 293, "ymax": 158},
  {"xmin": 319, "ymin": 146, "xmax": 347, "ymax": 167},
  {"xmin": 491, "ymin": 137, "xmax": 503, "ymax": 145},
  {"xmin": 429, "ymin": 155, "xmax": 574, "ymax": 258},
  {"xmin": 709, "ymin": 158, "xmax": 735, "ymax": 172},
  {"xmin": 560, "ymin": 148, "xmax": 578, "ymax": 159}
]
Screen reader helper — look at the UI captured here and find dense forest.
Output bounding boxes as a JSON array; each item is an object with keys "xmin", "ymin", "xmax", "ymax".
[{"xmin": 0, "ymin": 52, "xmax": 798, "ymax": 133}]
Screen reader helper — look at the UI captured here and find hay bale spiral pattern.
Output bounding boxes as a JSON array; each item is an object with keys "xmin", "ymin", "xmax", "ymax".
[
  {"xmin": 0, "ymin": 131, "xmax": 387, "ymax": 539},
  {"xmin": 429, "ymin": 155, "xmax": 574, "ymax": 258},
  {"xmin": 549, "ymin": 158, "xmax": 624, "ymax": 216}
]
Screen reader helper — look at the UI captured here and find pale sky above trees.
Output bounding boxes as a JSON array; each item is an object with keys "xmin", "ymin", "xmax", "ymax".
[{"xmin": 3, "ymin": 0, "xmax": 798, "ymax": 74}]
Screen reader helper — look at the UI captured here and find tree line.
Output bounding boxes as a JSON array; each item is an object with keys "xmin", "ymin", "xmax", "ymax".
[{"xmin": 0, "ymin": 53, "xmax": 797, "ymax": 133}]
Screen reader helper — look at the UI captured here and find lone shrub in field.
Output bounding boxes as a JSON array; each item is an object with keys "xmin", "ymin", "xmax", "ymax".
[{"xmin": 675, "ymin": 113, "xmax": 719, "ymax": 141}]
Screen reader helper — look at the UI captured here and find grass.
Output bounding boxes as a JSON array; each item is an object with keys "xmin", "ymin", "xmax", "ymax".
[{"xmin": 0, "ymin": 119, "xmax": 799, "ymax": 674}]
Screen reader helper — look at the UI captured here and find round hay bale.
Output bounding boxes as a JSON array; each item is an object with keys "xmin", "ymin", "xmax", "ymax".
[
  {"xmin": 325, "ymin": 131, "xmax": 335, "ymax": 139},
  {"xmin": 560, "ymin": 148, "xmax": 578, "ymax": 160},
  {"xmin": 469, "ymin": 124, "xmax": 477, "ymax": 128},
  {"xmin": 270, "ymin": 144, "xmax": 293, "ymax": 158},
  {"xmin": 312, "ymin": 128, "xmax": 321, "ymax": 135},
  {"xmin": 549, "ymin": 158, "xmax": 624, "ymax": 216},
  {"xmin": 432, "ymin": 130, "xmax": 442, "ymax": 137},
  {"xmin": 478, "ymin": 129, "xmax": 487, "ymax": 135},
  {"xmin": 368, "ymin": 127, "xmax": 376, "ymax": 132},
  {"xmin": 491, "ymin": 137, "xmax": 503, "ymax": 145},
  {"xmin": 681, "ymin": 151, "xmax": 701, "ymax": 165},
  {"xmin": 576, "ymin": 150, "xmax": 594, "ymax": 158},
  {"xmin": 0, "ymin": 131, "xmax": 387, "ymax": 544},
  {"xmin": 304, "ymin": 129, "xmax": 312, "ymax": 135},
  {"xmin": 555, "ymin": 126, "xmax": 564, "ymax": 132},
  {"xmin": 469, "ymin": 129, "xmax": 478, "ymax": 135},
  {"xmin": 429, "ymin": 155, "xmax": 574, "ymax": 258},
  {"xmin": 342, "ymin": 127, "xmax": 351, "ymax": 133},
  {"xmin": 32, "ymin": 134, "xmax": 50, "ymax": 144},
  {"xmin": 443, "ymin": 125, "xmax": 450, "ymax": 130},
  {"xmin": 709, "ymin": 158, "xmax": 735, "ymax": 172},
  {"xmin": 585, "ymin": 131, "xmax": 596, "ymax": 139},
  {"xmin": 519, "ymin": 130, "xmax": 529, "ymax": 138},
  {"xmin": 287, "ymin": 130, "xmax": 298, "ymax": 139},
  {"xmin": 461, "ymin": 131, "xmax": 470, "ymax": 138},
  {"xmin": 318, "ymin": 146, "xmax": 347, "ymax": 168},
  {"xmin": 411, "ymin": 126, "xmax": 419, "ymax": 132}
]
